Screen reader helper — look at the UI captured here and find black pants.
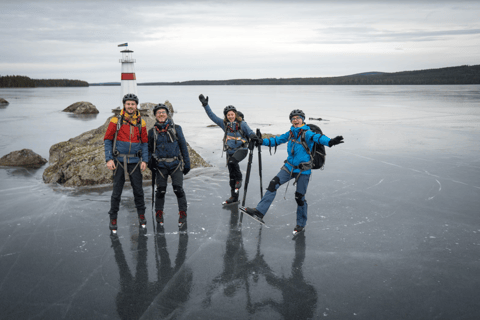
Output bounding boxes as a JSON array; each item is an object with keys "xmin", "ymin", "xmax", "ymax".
[
  {"xmin": 155, "ymin": 167, "xmax": 187, "ymax": 212},
  {"xmin": 108, "ymin": 162, "xmax": 146, "ymax": 218},
  {"xmin": 227, "ymin": 156, "xmax": 242, "ymax": 197}
]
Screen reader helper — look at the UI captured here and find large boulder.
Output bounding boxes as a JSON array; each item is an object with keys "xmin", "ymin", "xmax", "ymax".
[
  {"xmin": 0, "ymin": 98, "xmax": 9, "ymax": 106},
  {"xmin": 43, "ymin": 102, "xmax": 210, "ymax": 187},
  {"xmin": 63, "ymin": 101, "xmax": 99, "ymax": 114},
  {"xmin": 0, "ymin": 149, "xmax": 47, "ymax": 168}
]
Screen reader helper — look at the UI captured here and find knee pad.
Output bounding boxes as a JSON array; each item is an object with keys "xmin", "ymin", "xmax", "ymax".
[
  {"xmin": 173, "ymin": 185, "xmax": 185, "ymax": 198},
  {"xmin": 267, "ymin": 176, "xmax": 280, "ymax": 192},
  {"xmin": 295, "ymin": 192, "xmax": 305, "ymax": 206},
  {"xmin": 156, "ymin": 186, "xmax": 167, "ymax": 199}
]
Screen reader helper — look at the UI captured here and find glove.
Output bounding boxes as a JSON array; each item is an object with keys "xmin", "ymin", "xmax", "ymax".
[
  {"xmin": 328, "ymin": 136, "xmax": 344, "ymax": 147},
  {"xmin": 199, "ymin": 94, "xmax": 209, "ymax": 107},
  {"xmin": 183, "ymin": 167, "xmax": 190, "ymax": 175},
  {"xmin": 249, "ymin": 133, "xmax": 262, "ymax": 147}
]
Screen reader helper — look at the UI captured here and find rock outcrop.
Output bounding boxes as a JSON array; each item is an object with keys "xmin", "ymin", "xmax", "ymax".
[
  {"xmin": 43, "ymin": 102, "xmax": 210, "ymax": 187},
  {"xmin": 63, "ymin": 101, "xmax": 99, "ymax": 114},
  {"xmin": 0, "ymin": 98, "xmax": 9, "ymax": 106},
  {"xmin": 0, "ymin": 149, "xmax": 47, "ymax": 168}
]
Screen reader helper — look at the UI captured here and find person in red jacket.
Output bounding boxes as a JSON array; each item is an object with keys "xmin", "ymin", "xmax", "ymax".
[{"xmin": 104, "ymin": 93, "xmax": 149, "ymax": 233}]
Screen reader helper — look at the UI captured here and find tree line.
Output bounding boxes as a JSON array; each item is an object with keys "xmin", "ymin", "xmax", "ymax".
[
  {"xmin": 0, "ymin": 75, "xmax": 88, "ymax": 88},
  {"xmin": 140, "ymin": 64, "xmax": 480, "ymax": 86}
]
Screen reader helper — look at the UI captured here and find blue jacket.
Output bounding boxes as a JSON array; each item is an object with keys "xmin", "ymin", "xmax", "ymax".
[
  {"xmin": 262, "ymin": 124, "xmax": 331, "ymax": 175},
  {"xmin": 147, "ymin": 119, "xmax": 190, "ymax": 171},
  {"xmin": 203, "ymin": 104, "xmax": 254, "ymax": 155}
]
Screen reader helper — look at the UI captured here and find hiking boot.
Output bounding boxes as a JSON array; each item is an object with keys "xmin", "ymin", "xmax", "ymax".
[
  {"xmin": 155, "ymin": 210, "xmax": 164, "ymax": 226},
  {"xmin": 245, "ymin": 207, "xmax": 265, "ymax": 223},
  {"xmin": 293, "ymin": 225, "xmax": 305, "ymax": 235},
  {"xmin": 138, "ymin": 214, "xmax": 147, "ymax": 228},
  {"xmin": 178, "ymin": 211, "xmax": 187, "ymax": 228},
  {"xmin": 109, "ymin": 218, "xmax": 117, "ymax": 233}
]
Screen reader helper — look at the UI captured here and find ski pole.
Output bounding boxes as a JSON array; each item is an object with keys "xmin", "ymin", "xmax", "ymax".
[
  {"xmin": 256, "ymin": 129, "xmax": 263, "ymax": 198},
  {"xmin": 241, "ymin": 141, "xmax": 255, "ymax": 207},
  {"xmin": 151, "ymin": 165, "xmax": 156, "ymax": 233}
]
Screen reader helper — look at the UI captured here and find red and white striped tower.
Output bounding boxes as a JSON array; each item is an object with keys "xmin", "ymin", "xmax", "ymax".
[{"xmin": 118, "ymin": 43, "xmax": 138, "ymax": 104}]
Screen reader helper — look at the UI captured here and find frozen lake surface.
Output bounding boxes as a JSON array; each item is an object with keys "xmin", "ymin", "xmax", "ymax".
[{"xmin": 0, "ymin": 85, "xmax": 479, "ymax": 319}]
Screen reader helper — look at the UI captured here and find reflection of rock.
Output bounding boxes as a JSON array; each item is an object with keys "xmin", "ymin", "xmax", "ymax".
[
  {"xmin": 0, "ymin": 98, "xmax": 9, "ymax": 105},
  {"xmin": 0, "ymin": 149, "xmax": 47, "ymax": 168},
  {"xmin": 43, "ymin": 102, "xmax": 210, "ymax": 187},
  {"xmin": 63, "ymin": 101, "xmax": 99, "ymax": 114}
]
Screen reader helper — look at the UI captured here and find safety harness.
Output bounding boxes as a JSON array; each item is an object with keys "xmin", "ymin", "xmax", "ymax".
[
  {"xmin": 151, "ymin": 119, "xmax": 184, "ymax": 179},
  {"xmin": 112, "ymin": 110, "xmax": 144, "ymax": 180}
]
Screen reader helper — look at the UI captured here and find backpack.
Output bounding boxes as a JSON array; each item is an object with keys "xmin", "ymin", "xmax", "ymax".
[
  {"xmin": 304, "ymin": 123, "xmax": 326, "ymax": 169},
  {"xmin": 290, "ymin": 123, "xmax": 326, "ymax": 170}
]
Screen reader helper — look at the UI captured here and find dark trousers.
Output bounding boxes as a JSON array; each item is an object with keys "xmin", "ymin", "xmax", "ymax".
[
  {"xmin": 108, "ymin": 162, "xmax": 146, "ymax": 218},
  {"xmin": 155, "ymin": 167, "xmax": 187, "ymax": 212},
  {"xmin": 227, "ymin": 156, "xmax": 242, "ymax": 197}
]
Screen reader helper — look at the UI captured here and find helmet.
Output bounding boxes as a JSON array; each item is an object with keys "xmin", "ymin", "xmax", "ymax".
[
  {"xmin": 223, "ymin": 105, "xmax": 237, "ymax": 116},
  {"xmin": 153, "ymin": 103, "xmax": 169, "ymax": 116},
  {"xmin": 123, "ymin": 93, "xmax": 139, "ymax": 105},
  {"xmin": 237, "ymin": 111, "xmax": 244, "ymax": 120},
  {"xmin": 289, "ymin": 109, "xmax": 305, "ymax": 121}
]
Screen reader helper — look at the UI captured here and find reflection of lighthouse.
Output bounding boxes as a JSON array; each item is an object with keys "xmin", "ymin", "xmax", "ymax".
[{"xmin": 118, "ymin": 43, "xmax": 137, "ymax": 104}]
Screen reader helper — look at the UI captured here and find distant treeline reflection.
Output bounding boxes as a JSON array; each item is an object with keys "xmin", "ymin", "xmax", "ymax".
[{"xmin": 0, "ymin": 75, "xmax": 89, "ymax": 88}]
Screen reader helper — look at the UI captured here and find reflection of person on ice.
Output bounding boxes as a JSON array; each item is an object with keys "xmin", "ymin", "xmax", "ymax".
[
  {"xmin": 104, "ymin": 94, "xmax": 149, "ymax": 232},
  {"xmin": 243, "ymin": 109, "xmax": 344, "ymax": 235},
  {"xmin": 148, "ymin": 103, "xmax": 190, "ymax": 229},
  {"xmin": 198, "ymin": 94, "xmax": 262, "ymax": 205}
]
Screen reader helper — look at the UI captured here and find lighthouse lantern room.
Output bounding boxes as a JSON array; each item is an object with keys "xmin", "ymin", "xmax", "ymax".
[{"xmin": 118, "ymin": 43, "xmax": 138, "ymax": 105}]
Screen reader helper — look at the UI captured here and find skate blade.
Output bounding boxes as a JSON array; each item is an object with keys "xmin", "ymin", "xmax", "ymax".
[
  {"xmin": 222, "ymin": 201, "xmax": 239, "ymax": 206},
  {"xmin": 111, "ymin": 229, "xmax": 117, "ymax": 234}
]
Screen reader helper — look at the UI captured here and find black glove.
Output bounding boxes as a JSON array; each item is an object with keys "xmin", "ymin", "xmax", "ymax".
[
  {"xmin": 199, "ymin": 94, "xmax": 209, "ymax": 107},
  {"xmin": 249, "ymin": 133, "xmax": 262, "ymax": 147},
  {"xmin": 328, "ymin": 136, "xmax": 344, "ymax": 147},
  {"xmin": 183, "ymin": 167, "xmax": 190, "ymax": 175}
]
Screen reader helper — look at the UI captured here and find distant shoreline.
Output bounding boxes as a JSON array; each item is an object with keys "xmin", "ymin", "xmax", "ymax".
[{"xmin": 90, "ymin": 64, "xmax": 480, "ymax": 86}]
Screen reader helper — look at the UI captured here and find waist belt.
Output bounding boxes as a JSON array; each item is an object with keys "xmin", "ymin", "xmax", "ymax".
[
  {"xmin": 157, "ymin": 157, "xmax": 179, "ymax": 163},
  {"xmin": 226, "ymin": 136, "xmax": 247, "ymax": 143},
  {"xmin": 116, "ymin": 153, "xmax": 138, "ymax": 158}
]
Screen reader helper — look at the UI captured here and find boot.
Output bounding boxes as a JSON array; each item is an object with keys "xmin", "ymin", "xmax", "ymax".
[
  {"xmin": 178, "ymin": 211, "xmax": 187, "ymax": 228},
  {"xmin": 155, "ymin": 210, "xmax": 164, "ymax": 226},
  {"xmin": 138, "ymin": 214, "xmax": 147, "ymax": 228},
  {"xmin": 109, "ymin": 217, "xmax": 117, "ymax": 233}
]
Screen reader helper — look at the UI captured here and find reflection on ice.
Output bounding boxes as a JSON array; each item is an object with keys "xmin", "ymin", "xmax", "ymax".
[{"xmin": 0, "ymin": 85, "xmax": 479, "ymax": 319}]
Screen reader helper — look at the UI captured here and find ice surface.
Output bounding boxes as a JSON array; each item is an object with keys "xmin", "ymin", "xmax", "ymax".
[{"xmin": 0, "ymin": 85, "xmax": 479, "ymax": 319}]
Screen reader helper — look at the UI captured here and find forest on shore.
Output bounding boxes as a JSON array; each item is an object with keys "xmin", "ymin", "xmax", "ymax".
[
  {"xmin": 0, "ymin": 75, "xmax": 88, "ymax": 88},
  {"xmin": 138, "ymin": 64, "xmax": 480, "ymax": 86}
]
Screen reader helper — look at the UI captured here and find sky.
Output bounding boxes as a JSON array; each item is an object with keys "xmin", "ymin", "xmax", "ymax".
[{"xmin": 1, "ymin": 0, "xmax": 480, "ymax": 83}]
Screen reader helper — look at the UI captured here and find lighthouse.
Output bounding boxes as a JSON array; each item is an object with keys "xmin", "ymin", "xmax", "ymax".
[{"xmin": 118, "ymin": 43, "xmax": 137, "ymax": 104}]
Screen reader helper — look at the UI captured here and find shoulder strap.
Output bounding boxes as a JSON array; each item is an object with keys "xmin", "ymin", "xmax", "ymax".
[{"xmin": 112, "ymin": 115, "xmax": 124, "ymax": 154}]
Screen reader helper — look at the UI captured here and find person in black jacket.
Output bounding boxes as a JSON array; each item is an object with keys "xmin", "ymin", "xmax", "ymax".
[{"xmin": 148, "ymin": 103, "xmax": 190, "ymax": 229}]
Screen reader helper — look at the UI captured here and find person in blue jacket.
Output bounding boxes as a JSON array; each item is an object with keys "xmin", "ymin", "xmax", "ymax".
[
  {"xmin": 199, "ymin": 94, "xmax": 262, "ymax": 205},
  {"xmin": 243, "ymin": 109, "xmax": 344, "ymax": 235},
  {"xmin": 148, "ymin": 103, "xmax": 190, "ymax": 228}
]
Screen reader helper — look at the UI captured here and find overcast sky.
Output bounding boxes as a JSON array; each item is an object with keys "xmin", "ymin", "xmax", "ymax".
[{"xmin": 2, "ymin": 0, "xmax": 480, "ymax": 83}]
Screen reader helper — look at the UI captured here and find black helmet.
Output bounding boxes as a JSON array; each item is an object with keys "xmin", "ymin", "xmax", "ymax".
[
  {"xmin": 289, "ymin": 109, "xmax": 305, "ymax": 121},
  {"xmin": 223, "ymin": 105, "xmax": 237, "ymax": 116},
  {"xmin": 123, "ymin": 93, "xmax": 139, "ymax": 105},
  {"xmin": 153, "ymin": 103, "xmax": 169, "ymax": 116}
]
